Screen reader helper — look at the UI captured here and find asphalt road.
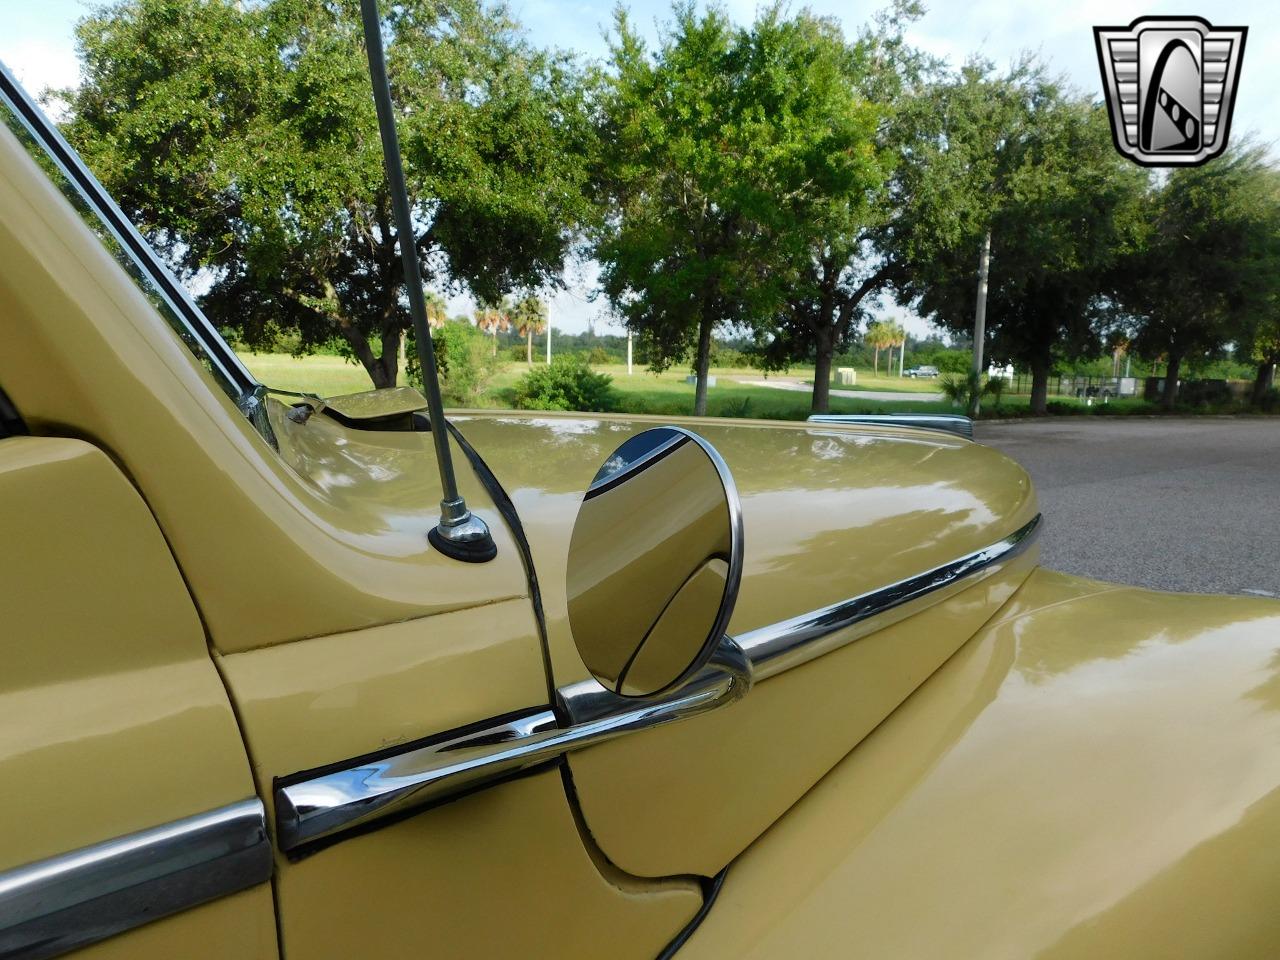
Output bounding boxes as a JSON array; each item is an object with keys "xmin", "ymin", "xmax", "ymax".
[{"xmin": 976, "ymin": 418, "xmax": 1280, "ymax": 597}]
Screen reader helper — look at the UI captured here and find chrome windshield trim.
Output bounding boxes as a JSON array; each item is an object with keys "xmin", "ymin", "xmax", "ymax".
[
  {"xmin": 0, "ymin": 62, "xmax": 258, "ymax": 402},
  {"xmin": 738, "ymin": 514, "xmax": 1041, "ymax": 680},
  {"xmin": 275, "ymin": 638, "xmax": 753, "ymax": 854},
  {"xmin": 808, "ymin": 414, "xmax": 975, "ymax": 440},
  {"xmin": 0, "ymin": 798, "xmax": 271, "ymax": 960}
]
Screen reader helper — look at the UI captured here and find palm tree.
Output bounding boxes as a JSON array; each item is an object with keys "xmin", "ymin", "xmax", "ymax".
[
  {"xmin": 865, "ymin": 321, "xmax": 890, "ymax": 376},
  {"xmin": 881, "ymin": 320, "xmax": 907, "ymax": 376},
  {"xmin": 424, "ymin": 291, "xmax": 448, "ymax": 332},
  {"xmin": 512, "ymin": 294, "xmax": 548, "ymax": 365},
  {"xmin": 474, "ymin": 301, "xmax": 511, "ymax": 356}
]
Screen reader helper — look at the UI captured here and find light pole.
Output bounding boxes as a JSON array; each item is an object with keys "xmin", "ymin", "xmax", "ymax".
[{"xmin": 970, "ymin": 230, "xmax": 992, "ymax": 417}]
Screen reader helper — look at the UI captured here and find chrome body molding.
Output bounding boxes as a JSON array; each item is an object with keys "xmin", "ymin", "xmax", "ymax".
[
  {"xmin": 808, "ymin": 413, "xmax": 975, "ymax": 441},
  {"xmin": 276, "ymin": 517, "xmax": 1040, "ymax": 853},
  {"xmin": 737, "ymin": 513, "xmax": 1041, "ymax": 680},
  {"xmin": 0, "ymin": 799, "xmax": 271, "ymax": 960},
  {"xmin": 276, "ymin": 638, "xmax": 752, "ymax": 854}
]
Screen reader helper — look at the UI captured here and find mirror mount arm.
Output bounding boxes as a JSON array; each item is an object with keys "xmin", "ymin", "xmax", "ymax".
[
  {"xmin": 359, "ymin": 0, "xmax": 495, "ymax": 563},
  {"xmin": 558, "ymin": 636, "xmax": 753, "ymax": 728}
]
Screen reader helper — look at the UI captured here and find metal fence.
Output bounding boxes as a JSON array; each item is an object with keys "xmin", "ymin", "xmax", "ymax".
[{"xmin": 1002, "ymin": 374, "xmax": 1141, "ymax": 398}]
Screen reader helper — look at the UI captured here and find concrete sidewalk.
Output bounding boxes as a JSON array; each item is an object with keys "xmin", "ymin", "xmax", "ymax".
[{"xmin": 734, "ymin": 378, "xmax": 943, "ymax": 404}]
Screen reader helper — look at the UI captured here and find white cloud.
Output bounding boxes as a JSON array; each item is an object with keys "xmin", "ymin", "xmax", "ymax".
[{"xmin": 0, "ymin": 38, "xmax": 79, "ymax": 100}]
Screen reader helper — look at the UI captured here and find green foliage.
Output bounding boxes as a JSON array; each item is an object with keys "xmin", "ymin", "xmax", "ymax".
[
  {"xmin": 406, "ymin": 321, "xmax": 500, "ymax": 405},
  {"xmin": 513, "ymin": 353, "xmax": 615, "ymax": 411},
  {"xmin": 939, "ymin": 370, "xmax": 1005, "ymax": 415},
  {"xmin": 1113, "ymin": 146, "xmax": 1280, "ymax": 407},
  {"xmin": 892, "ymin": 63, "xmax": 1149, "ymax": 415},
  {"xmin": 59, "ymin": 0, "xmax": 593, "ymax": 389}
]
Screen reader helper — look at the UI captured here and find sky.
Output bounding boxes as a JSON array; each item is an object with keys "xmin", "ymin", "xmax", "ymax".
[{"xmin": 4, "ymin": 0, "xmax": 1277, "ymax": 338}]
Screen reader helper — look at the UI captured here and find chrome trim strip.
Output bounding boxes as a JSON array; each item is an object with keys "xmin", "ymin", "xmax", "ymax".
[
  {"xmin": 275, "ymin": 638, "xmax": 753, "ymax": 853},
  {"xmin": 276, "ymin": 517, "xmax": 1040, "ymax": 853},
  {"xmin": 0, "ymin": 799, "xmax": 271, "ymax": 960},
  {"xmin": 808, "ymin": 414, "xmax": 975, "ymax": 440},
  {"xmin": 738, "ymin": 513, "xmax": 1041, "ymax": 680}
]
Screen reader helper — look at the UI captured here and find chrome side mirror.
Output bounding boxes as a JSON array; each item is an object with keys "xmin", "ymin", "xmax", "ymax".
[{"xmin": 566, "ymin": 427, "xmax": 744, "ymax": 698}]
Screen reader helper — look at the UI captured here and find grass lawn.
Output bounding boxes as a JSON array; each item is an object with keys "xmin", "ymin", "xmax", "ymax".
[
  {"xmin": 239, "ymin": 351, "xmax": 1153, "ymax": 421},
  {"xmin": 240, "ymin": 352, "xmax": 376, "ymax": 397}
]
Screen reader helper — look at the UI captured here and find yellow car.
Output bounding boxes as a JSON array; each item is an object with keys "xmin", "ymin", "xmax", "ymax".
[{"xmin": 2, "ymin": 39, "xmax": 1279, "ymax": 960}]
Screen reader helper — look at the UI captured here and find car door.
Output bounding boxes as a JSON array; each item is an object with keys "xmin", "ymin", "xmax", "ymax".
[
  {"xmin": 0, "ymin": 424, "xmax": 278, "ymax": 959},
  {"xmin": 0, "ymin": 84, "xmax": 703, "ymax": 958}
]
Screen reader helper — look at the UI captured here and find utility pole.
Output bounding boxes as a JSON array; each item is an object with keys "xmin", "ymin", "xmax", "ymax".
[
  {"xmin": 627, "ymin": 330, "xmax": 633, "ymax": 375},
  {"xmin": 546, "ymin": 325, "xmax": 551, "ymax": 365},
  {"xmin": 970, "ymin": 230, "xmax": 992, "ymax": 417}
]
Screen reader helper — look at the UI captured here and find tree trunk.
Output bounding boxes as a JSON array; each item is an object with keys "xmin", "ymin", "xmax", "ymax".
[
  {"xmin": 337, "ymin": 324, "xmax": 394, "ymax": 389},
  {"xmin": 873, "ymin": 346, "xmax": 880, "ymax": 375},
  {"xmin": 1030, "ymin": 356, "xmax": 1050, "ymax": 416},
  {"xmin": 527, "ymin": 330, "xmax": 533, "ymax": 365},
  {"xmin": 812, "ymin": 333, "xmax": 835, "ymax": 415},
  {"xmin": 1252, "ymin": 358, "xmax": 1277, "ymax": 405},
  {"xmin": 1161, "ymin": 351, "xmax": 1183, "ymax": 409},
  {"xmin": 693, "ymin": 314, "xmax": 714, "ymax": 417},
  {"xmin": 376, "ymin": 327, "xmax": 402, "ymax": 388}
]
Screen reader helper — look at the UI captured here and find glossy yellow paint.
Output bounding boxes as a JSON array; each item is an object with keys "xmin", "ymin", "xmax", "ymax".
[
  {"xmin": 454, "ymin": 412, "xmax": 1040, "ymax": 876},
  {"xmin": 0, "ymin": 123, "xmax": 526, "ymax": 654},
  {"xmin": 276, "ymin": 772, "xmax": 700, "ymax": 960},
  {"xmin": 217, "ymin": 597, "xmax": 702, "ymax": 958},
  {"xmin": 0, "ymin": 436, "xmax": 276, "ymax": 956},
  {"xmin": 682, "ymin": 569, "xmax": 1280, "ymax": 959},
  {"xmin": 8, "ymin": 93, "xmax": 1279, "ymax": 959}
]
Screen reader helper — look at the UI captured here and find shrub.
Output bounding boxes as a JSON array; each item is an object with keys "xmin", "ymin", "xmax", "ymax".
[
  {"xmin": 1258, "ymin": 387, "xmax": 1280, "ymax": 413},
  {"xmin": 939, "ymin": 371, "xmax": 1005, "ymax": 413},
  {"xmin": 513, "ymin": 353, "xmax": 615, "ymax": 412},
  {"xmin": 586, "ymin": 346, "xmax": 612, "ymax": 365},
  {"xmin": 406, "ymin": 321, "xmax": 501, "ymax": 405}
]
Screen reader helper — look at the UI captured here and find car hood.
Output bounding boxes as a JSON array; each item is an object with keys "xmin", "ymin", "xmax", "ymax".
[{"xmin": 451, "ymin": 412, "xmax": 1039, "ymax": 687}]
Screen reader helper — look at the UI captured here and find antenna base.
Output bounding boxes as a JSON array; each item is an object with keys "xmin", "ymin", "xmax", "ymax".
[{"xmin": 428, "ymin": 511, "xmax": 497, "ymax": 563}]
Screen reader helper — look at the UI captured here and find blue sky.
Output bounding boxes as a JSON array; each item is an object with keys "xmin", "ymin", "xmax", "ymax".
[{"xmin": 4, "ymin": 0, "xmax": 1277, "ymax": 337}]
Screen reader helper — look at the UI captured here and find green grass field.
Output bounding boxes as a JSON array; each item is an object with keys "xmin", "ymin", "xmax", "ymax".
[{"xmin": 239, "ymin": 351, "xmax": 1147, "ymax": 420}]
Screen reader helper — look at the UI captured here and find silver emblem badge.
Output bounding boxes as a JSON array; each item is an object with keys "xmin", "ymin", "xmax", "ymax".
[{"xmin": 1094, "ymin": 17, "xmax": 1246, "ymax": 167}]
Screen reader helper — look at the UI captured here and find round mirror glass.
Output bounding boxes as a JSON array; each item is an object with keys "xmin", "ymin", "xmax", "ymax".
[{"xmin": 566, "ymin": 427, "xmax": 744, "ymax": 698}]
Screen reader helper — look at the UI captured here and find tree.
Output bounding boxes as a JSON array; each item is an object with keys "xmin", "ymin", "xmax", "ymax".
[
  {"xmin": 1115, "ymin": 147, "xmax": 1278, "ymax": 408},
  {"xmin": 593, "ymin": 5, "xmax": 786, "ymax": 416},
  {"xmin": 511, "ymin": 294, "xmax": 548, "ymax": 365},
  {"xmin": 723, "ymin": 7, "xmax": 913, "ymax": 413},
  {"xmin": 865, "ymin": 320, "xmax": 891, "ymax": 374},
  {"xmin": 475, "ymin": 300, "xmax": 512, "ymax": 357},
  {"xmin": 890, "ymin": 63, "xmax": 1147, "ymax": 414},
  {"xmin": 882, "ymin": 319, "xmax": 906, "ymax": 376},
  {"xmin": 59, "ymin": 0, "xmax": 594, "ymax": 389}
]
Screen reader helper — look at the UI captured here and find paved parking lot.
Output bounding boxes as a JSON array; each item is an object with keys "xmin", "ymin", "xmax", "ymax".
[{"xmin": 976, "ymin": 418, "xmax": 1280, "ymax": 597}]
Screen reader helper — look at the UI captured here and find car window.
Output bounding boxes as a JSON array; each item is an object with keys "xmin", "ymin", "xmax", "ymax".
[{"xmin": 0, "ymin": 63, "xmax": 273, "ymax": 444}]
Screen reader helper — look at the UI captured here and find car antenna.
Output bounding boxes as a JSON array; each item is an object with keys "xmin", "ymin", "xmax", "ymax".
[{"xmin": 358, "ymin": 0, "xmax": 496, "ymax": 563}]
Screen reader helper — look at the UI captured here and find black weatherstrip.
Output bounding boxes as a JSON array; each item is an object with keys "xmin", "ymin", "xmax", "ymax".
[
  {"xmin": 445, "ymin": 421, "xmax": 561, "ymax": 714},
  {"xmin": 0, "ymin": 386, "xmax": 28, "ymax": 438},
  {"xmin": 655, "ymin": 867, "xmax": 729, "ymax": 959}
]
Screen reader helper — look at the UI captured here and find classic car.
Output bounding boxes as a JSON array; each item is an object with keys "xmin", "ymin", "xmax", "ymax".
[{"xmin": 2, "ymin": 12, "xmax": 1280, "ymax": 960}]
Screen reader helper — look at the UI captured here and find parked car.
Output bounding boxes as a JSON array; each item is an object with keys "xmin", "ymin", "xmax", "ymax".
[
  {"xmin": 904, "ymin": 364, "xmax": 940, "ymax": 378},
  {"xmin": 3, "ymin": 51, "xmax": 1280, "ymax": 960}
]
